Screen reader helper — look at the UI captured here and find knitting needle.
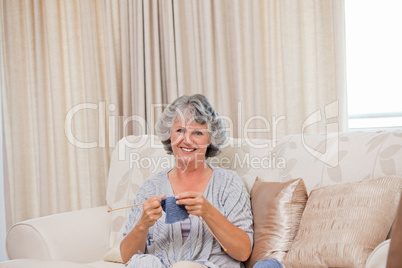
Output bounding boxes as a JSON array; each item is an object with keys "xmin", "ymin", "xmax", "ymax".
[
  {"xmin": 107, "ymin": 203, "xmax": 143, "ymax": 213},
  {"xmin": 198, "ymin": 216, "xmax": 227, "ymax": 252}
]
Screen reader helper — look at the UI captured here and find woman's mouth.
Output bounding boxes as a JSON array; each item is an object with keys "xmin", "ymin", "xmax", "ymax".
[{"xmin": 181, "ymin": 147, "xmax": 196, "ymax": 152}]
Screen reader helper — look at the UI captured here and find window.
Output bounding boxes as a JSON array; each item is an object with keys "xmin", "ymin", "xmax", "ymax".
[{"xmin": 345, "ymin": 0, "xmax": 402, "ymax": 129}]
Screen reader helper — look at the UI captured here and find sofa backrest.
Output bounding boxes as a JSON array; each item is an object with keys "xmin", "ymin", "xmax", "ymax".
[{"xmin": 106, "ymin": 130, "xmax": 402, "ymax": 246}]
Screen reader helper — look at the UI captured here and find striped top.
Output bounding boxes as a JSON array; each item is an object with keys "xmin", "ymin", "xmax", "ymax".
[
  {"xmin": 123, "ymin": 165, "xmax": 254, "ymax": 268},
  {"xmin": 181, "ymin": 218, "xmax": 191, "ymax": 241}
]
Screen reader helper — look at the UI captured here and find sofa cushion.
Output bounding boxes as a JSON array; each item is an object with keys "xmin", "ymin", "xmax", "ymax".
[
  {"xmin": 283, "ymin": 176, "xmax": 402, "ymax": 268},
  {"xmin": 245, "ymin": 177, "xmax": 308, "ymax": 268},
  {"xmin": 0, "ymin": 260, "xmax": 124, "ymax": 268}
]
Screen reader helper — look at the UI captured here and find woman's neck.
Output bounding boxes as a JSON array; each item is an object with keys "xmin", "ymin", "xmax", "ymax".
[
  {"xmin": 173, "ymin": 162, "xmax": 211, "ymax": 179},
  {"xmin": 169, "ymin": 163, "xmax": 213, "ymax": 194}
]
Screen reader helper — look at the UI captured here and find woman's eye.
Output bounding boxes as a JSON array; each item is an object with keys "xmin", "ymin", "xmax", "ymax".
[
  {"xmin": 195, "ymin": 131, "xmax": 203, "ymax": 135},
  {"xmin": 177, "ymin": 129, "xmax": 184, "ymax": 133}
]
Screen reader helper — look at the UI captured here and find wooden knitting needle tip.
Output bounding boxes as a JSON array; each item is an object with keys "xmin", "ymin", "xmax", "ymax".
[
  {"xmin": 107, "ymin": 203, "xmax": 143, "ymax": 213},
  {"xmin": 198, "ymin": 216, "xmax": 227, "ymax": 252}
]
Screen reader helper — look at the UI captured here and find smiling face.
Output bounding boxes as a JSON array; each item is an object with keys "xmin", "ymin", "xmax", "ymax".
[{"xmin": 170, "ymin": 118, "xmax": 210, "ymax": 167}]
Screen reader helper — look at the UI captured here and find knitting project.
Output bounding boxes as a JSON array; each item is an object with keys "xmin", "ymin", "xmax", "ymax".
[{"xmin": 161, "ymin": 196, "xmax": 189, "ymax": 224}]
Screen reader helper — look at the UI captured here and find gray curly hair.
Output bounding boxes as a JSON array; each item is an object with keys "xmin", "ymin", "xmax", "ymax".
[{"xmin": 155, "ymin": 94, "xmax": 226, "ymax": 158}]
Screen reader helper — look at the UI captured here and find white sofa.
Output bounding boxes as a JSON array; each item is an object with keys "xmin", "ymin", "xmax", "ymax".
[{"xmin": 1, "ymin": 130, "xmax": 402, "ymax": 267}]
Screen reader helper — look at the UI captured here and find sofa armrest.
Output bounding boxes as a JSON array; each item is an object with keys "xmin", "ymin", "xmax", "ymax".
[
  {"xmin": 6, "ymin": 206, "xmax": 111, "ymax": 263},
  {"xmin": 365, "ymin": 239, "xmax": 390, "ymax": 268}
]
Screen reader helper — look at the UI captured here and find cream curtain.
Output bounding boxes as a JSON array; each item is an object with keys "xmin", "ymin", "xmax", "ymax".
[
  {"xmin": 0, "ymin": 0, "xmax": 173, "ymax": 227},
  {"xmin": 1, "ymin": 0, "xmax": 345, "ymax": 227},
  {"xmin": 173, "ymin": 0, "xmax": 345, "ymax": 139},
  {"xmin": 1, "ymin": 0, "xmax": 118, "ymax": 226}
]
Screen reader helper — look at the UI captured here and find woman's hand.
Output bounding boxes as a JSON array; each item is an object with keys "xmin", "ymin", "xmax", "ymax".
[
  {"xmin": 175, "ymin": 192, "xmax": 211, "ymax": 217},
  {"xmin": 137, "ymin": 194, "xmax": 166, "ymax": 229}
]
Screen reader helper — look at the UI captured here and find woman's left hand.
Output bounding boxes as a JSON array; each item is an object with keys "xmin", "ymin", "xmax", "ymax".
[{"xmin": 175, "ymin": 192, "xmax": 211, "ymax": 217}]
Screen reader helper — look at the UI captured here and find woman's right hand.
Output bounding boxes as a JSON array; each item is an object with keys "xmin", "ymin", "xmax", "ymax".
[
  {"xmin": 137, "ymin": 194, "xmax": 166, "ymax": 229},
  {"xmin": 121, "ymin": 194, "xmax": 166, "ymax": 263}
]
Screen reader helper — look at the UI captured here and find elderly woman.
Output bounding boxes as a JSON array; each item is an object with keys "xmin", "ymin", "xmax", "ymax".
[{"xmin": 120, "ymin": 94, "xmax": 253, "ymax": 268}]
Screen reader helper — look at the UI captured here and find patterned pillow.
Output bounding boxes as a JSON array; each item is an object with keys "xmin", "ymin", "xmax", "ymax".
[
  {"xmin": 245, "ymin": 177, "xmax": 308, "ymax": 268},
  {"xmin": 283, "ymin": 176, "xmax": 402, "ymax": 268}
]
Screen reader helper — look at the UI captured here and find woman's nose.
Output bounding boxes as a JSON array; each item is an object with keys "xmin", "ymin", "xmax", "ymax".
[
  {"xmin": 183, "ymin": 131, "xmax": 192, "ymax": 144},
  {"xmin": 184, "ymin": 131, "xmax": 191, "ymax": 143}
]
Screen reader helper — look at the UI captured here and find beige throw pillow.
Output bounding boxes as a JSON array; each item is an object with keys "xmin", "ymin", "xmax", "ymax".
[
  {"xmin": 283, "ymin": 176, "xmax": 402, "ymax": 268},
  {"xmin": 245, "ymin": 177, "xmax": 308, "ymax": 268}
]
